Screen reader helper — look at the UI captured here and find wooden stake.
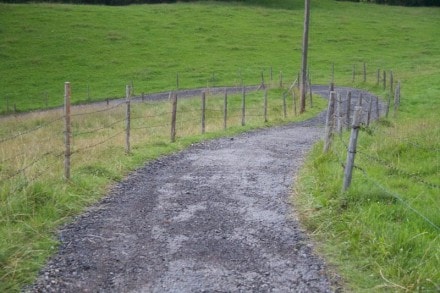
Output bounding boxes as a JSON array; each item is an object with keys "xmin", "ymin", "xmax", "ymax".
[
  {"xmin": 377, "ymin": 68, "xmax": 380, "ymax": 86},
  {"xmin": 300, "ymin": 0, "xmax": 311, "ymax": 114},
  {"xmin": 292, "ymin": 91, "xmax": 297, "ymax": 116},
  {"xmin": 64, "ymin": 82, "xmax": 71, "ymax": 180},
  {"xmin": 323, "ymin": 91, "xmax": 336, "ymax": 153},
  {"xmin": 336, "ymin": 93, "xmax": 343, "ymax": 135},
  {"xmin": 383, "ymin": 70, "xmax": 387, "ymax": 90},
  {"xmin": 170, "ymin": 92, "xmax": 177, "ymax": 142},
  {"xmin": 342, "ymin": 106, "xmax": 362, "ymax": 192},
  {"xmin": 201, "ymin": 91, "xmax": 206, "ymax": 134},
  {"xmin": 125, "ymin": 85, "xmax": 131, "ymax": 154}
]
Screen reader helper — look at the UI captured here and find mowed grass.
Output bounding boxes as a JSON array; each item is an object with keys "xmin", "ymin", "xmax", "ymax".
[{"xmin": 0, "ymin": 0, "xmax": 439, "ymax": 291}]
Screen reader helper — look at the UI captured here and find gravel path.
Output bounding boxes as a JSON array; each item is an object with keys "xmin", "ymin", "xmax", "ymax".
[{"xmin": 29, "ymin": 86, "xmax": 380, "ymax": 293}]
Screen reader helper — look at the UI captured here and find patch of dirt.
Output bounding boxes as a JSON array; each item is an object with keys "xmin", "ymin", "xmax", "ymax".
[{"xmin": 28, "ymin": 86, "xmax": 380, "ymax": 292}]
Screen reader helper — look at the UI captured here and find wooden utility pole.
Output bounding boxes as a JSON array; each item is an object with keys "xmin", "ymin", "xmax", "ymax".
[{"xmin": 300, "ymin": 0, "xmax": 311, "ymax": 114}]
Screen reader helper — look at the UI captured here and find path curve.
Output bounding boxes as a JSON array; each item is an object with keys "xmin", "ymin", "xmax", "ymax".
[{"xmin": 29, "ymin": 86, "xmax": 381, "ymax": 292}]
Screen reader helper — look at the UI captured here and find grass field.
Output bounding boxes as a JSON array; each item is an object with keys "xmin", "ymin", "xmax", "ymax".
[{"xmin": 0, "ymin": 0, "xmax": 439, "ymax": 291}]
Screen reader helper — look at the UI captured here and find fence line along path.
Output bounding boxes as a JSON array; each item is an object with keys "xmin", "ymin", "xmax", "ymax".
[{"xmin": 29, "ymin": 86, "xmax": 380, "ymax": 292}]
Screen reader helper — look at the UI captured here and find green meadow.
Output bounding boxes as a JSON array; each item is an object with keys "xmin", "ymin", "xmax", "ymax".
[{"xmin": 0, "ymin": 0, "xmax": 439, "ymax": 291}]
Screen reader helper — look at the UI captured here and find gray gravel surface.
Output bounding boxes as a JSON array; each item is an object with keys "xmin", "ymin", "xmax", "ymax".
[{"xmin": 29, "ymin": 87, "xmax": 379, "ymax": 293}]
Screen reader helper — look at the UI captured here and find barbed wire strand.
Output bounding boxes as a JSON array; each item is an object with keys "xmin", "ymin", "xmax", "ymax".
[{"xmin": 0, "ymin": 116, "xmax": 63, "ymax": 144}]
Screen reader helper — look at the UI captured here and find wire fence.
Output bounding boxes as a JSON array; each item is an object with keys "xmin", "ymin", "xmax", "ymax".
[
  {"xmin": 0, "ymin": 73, "xmax": 308, "ymax": 189},
  {"xmin": 322, "ymin": 80, "xmax": 440, "ymax": 232}
]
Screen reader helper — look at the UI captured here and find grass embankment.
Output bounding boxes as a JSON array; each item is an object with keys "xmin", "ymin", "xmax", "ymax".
[
  {"xmin": 0, "ymin": 0, "xmax": 439, "ymax": 291},
  {"xmin": 293, "ymin": 3, "xmax": 440, "ymax": 292}
]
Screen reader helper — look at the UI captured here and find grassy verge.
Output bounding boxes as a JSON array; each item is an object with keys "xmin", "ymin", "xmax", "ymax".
[{"xmin": 294, "ymin": 79, "xmax": 440, "ymax": 291}]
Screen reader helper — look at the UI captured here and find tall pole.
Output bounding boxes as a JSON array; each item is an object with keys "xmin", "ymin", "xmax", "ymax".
[{"xmin": 300, "ymin": 0, "xmax": 311, "ymax": 114}]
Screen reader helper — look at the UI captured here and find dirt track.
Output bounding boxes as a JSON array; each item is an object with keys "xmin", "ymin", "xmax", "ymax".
[{"xmin": 29, "ymin": 86, "xmax": 380, "ymax": 292}]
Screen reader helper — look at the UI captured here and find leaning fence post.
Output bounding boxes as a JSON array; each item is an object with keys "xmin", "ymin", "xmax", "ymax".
[
  {"xmin": 201, "ymin": 91, "xmax": 206, "ymax": 134},
  {"xmin": 343, "ymin": 106, "xmax": 362, "ymax": 192},
  {"xmin": 323, "ymin": 91, "xmax": 336, "ymax": 153},
  {"xmin": 64, "ymin": 82, "xmax": 71, "ymax": 180},
  {"xmin": 125, "ymin": 85, "xmax": 131, "ymax": 154},
  {"xmin": 170, "ymin": 92, "xmax": 177, "ymax": 142}
]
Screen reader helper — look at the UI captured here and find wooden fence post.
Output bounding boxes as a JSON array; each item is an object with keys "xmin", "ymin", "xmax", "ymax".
[
  {"xmin": 223, "ymin": 89, "xmax": 228, "ymax": 130},
  {"xmin": 346, "ymin": 91, "xmax": 352, "ymax": 130},
  {"xmin": 64, "ymin": 82, "xmax": 71, "ymax": 180},
  {"xmin": 383, "ymin": 70, "xmax": 387, "ymax": 90},
  {"xmin": 241, "ymin": 87, "xmax": 246, "ymax": 126},
  {"xmin": 264, "ymin": 89, "xmax": 268, "ymax": 122},
  {"xmin": 342, "ymin": 106, "xmax": 362, "ymax": 192},
  {"xmin": 201, "ymin": 91, "xmax": 206, "ymax": 134},
  {"xmin": 292, "ymin": 91, "xmax": 297, "ymax": 116},
  {"xmin": 260, "ymin": 71, "xmax": 265, "ymax": 89},
  {"xmin": 336, "ymin": 93, "xmax": 343, "ymax": 135},
  {"xmin": 125, "ymin": 85, "xmax": 131, "ymax": 154},
  {"xmin": 270, "ymin": 67, "xmax": 273, "ymax": 83},
  {"xmin": 323, "ymin": 91, "xmax": 336, "ymax": 153},
  {"xmin": 386, "ymin": 92, "xmax": 391, "ymax": 118},
  {"xmin": 170, "ymin": 92, "xmax": 177, "ymax": 142},
  {"xmin": 390, "ymin": 70, "xmax": 394, "ymax": 95}
]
